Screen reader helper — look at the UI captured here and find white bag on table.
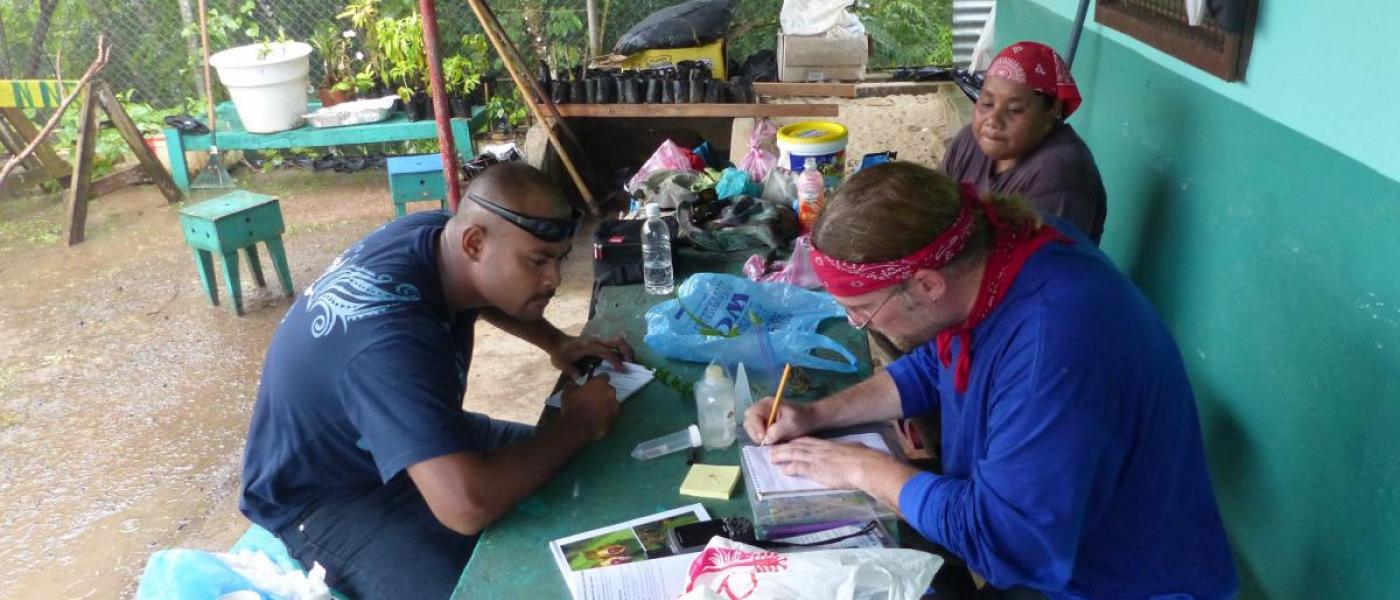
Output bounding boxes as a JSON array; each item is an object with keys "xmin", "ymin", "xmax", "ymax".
[{"xmin": 677, "ymin": 537, "xmax": 942, "ymax": 600}]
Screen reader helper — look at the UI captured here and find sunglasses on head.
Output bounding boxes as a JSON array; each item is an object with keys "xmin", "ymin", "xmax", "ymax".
[{"xmin": 466, "ymin": 193, "xmax": 580, "ymax": 243}]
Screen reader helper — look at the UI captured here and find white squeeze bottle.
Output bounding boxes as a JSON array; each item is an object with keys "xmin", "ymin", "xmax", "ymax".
[
  {"xmin": 641, "ymin": 203, "xmax": 674, "ymax": 295},
  {"xmin": 695, "ymin": 365, "xmax": 737, "ymax": 449}
]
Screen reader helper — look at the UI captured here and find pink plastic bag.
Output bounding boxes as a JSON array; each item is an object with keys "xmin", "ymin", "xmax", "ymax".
[
  {"xmin": 628, "ymin": 139, "xmax": 703, "ymax": 189},
  {"xmin": 737, "ymin": 119, "xmax": 779, "ymax": 183},
  {"xmin": 743, "ymin": 235, "xmax": 821, "ymax": 288}
]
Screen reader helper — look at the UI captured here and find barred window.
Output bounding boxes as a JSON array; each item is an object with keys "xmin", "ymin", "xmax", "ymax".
[{"xmin": 1095, "ymin": 0, "xmax": 1258, "ymax": 81}]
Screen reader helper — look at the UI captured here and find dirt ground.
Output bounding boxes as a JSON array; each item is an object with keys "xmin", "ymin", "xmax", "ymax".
[{"xmin": 0, "ymin": 170, "xmax": 594, "ymax": 599}]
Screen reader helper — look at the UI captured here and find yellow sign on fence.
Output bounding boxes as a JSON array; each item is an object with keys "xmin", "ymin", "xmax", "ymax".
[{"xmin": 0, "ymin": 80, "xmax": 77, "ymax": 109}]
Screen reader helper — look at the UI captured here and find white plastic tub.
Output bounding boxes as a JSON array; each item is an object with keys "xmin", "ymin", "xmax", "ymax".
[{"xmin": 208, "ymin": 41, "xmax": 312, "ymax": 133}]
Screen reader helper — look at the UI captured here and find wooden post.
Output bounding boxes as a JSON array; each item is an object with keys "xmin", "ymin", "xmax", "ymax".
[
  {"xmin": 0, "ymin": 108, "xmax": 70, "ymax": 181},
  {"xmin": 586, "ymin": 0, "xmax": 601, "ymax": 60},
  {"xmin": 64, "ymin": 84, "xmax": 98, "ymax": 246},
  {"xmin": 464, "ymin": 0, "xmax": 599, "ymax": 215},
  {"xmin": 93, "ymin": 81, "xmax": 182, "ymax": 204}
]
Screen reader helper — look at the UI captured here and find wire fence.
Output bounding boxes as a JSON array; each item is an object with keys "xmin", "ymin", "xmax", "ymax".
[{"xmin": 0, "ymin": 0, "xmax": 953, "ymax": 111}]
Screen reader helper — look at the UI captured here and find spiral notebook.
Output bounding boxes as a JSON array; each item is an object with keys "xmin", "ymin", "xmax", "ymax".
[{"xmin": 740, "ymin": 433, "xmax": 892, "ymax": 501}]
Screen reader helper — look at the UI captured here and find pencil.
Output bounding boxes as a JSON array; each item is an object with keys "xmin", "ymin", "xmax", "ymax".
[{"xmin": 763, "ymin": 364, "xmax": 793, "ymax": 446}]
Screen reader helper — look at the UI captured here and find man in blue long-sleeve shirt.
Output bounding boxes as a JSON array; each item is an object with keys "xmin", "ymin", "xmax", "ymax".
[{"xmin": 743, "ymin": 162, "xmax": 1237, "ymax": 599}]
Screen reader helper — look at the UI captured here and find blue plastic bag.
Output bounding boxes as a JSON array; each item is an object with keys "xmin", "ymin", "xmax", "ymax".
[
  {"xmin": 714, "ymin": 167, "xmax": 762, "ymax": 200},
  {"xmin": 136, "ymin": 549, "xmax": 268, "ymax": 600},
  {"xmin": 644, "ymin": 273, "xmax": 857, "ymax": 372}
]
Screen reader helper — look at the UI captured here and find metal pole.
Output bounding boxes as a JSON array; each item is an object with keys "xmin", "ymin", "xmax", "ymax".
[
  {"xmin": 419, "ymin": 0, "xmax": 462, "ymax": 212},
  {"xmin": 1066, "ymin": 0, "xmax": 1091, "ymax": 68}
]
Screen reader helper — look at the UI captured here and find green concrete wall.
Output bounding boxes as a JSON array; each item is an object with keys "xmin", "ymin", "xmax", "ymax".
[
  {"xmin": 1012, "ymin": 0, "xmax": 1400, "ymax": 183},
  {"xmin": 997, "ymin": 3, "xmax": 1400, "ymax": 599}
]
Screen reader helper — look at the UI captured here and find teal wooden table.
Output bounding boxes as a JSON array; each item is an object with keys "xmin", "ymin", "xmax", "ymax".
[
  {"xmin": 452, "ymin": 249, "xmax": 873, "ymax": 599},
  {"xmin": 163, "ymin": 101, "xmax": 484, "ymax": 192}
]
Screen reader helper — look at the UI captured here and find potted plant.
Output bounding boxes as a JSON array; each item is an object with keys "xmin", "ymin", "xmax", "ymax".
[
  {"xmin": 376, "ymin": 14, "xmax": 432, "ymax": 121},
  {"xmin": 309, "ymin": 24, "xmax": 355, "ymax": 106},
  {"xmin": 443, "ymin": 34, "xmax": 489, "ymax": 118}
]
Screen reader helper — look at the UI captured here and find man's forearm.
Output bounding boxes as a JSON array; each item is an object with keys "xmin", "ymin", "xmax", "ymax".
[
  {"xmin": 480, "ymin": 307, "xmax": 566, "ymax": 352},
  {"xmin": 812, "ymin": 371, "xmax": 906, "ymax": 430},
  {"xmin": 855, "ymin": 455, "xmax": 921, "ymax": 513}
]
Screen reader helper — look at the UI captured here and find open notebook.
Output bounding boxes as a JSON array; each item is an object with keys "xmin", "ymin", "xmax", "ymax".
[{"xmin": 740, "ymin": 433, "xmax": 892, "ymax": 501}]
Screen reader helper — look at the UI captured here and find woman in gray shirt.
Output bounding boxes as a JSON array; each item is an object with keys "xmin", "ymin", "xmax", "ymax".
[{"xmin": 943, "ymin": 41, "xmax": 1107, "ymax": 244}]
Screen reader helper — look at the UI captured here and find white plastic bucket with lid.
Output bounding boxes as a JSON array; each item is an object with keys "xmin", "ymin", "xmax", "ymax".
[
  {"xmin": 776, "ymin": 121, "xmax": 849, "ymax": 188},
  {"xmin": 208, "ymin": 42, "xmax": 312, "ymax": 133}
]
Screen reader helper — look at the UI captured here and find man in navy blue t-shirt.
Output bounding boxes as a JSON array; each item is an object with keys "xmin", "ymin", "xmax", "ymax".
[
  {"xmin": 744, "ymin": 162, "xmax": 1237, "ymax": 599},
  {"xmin": 241, "ymin": 163, "xmax": 632, "ymax": 599}
]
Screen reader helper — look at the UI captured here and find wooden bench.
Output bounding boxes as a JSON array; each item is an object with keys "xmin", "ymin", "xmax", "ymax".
[{"xmin": 163, "ymin": 101, "xmax": 483, "ymax": 192}]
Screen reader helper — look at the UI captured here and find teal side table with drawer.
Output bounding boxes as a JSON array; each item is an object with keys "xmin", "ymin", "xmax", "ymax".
[
  {"xmin": 179, "ymin": 191, "xmax": 294, "ymax": 316},
  {"xmin": 387, "ymin": 154, "xmax": 448, "ymax": 217}
]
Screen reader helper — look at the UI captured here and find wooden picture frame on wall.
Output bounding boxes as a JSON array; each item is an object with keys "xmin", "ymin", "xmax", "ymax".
[{"xmin": 1095, "ymin": 0, "xmax": 1260, "ymax": 81}]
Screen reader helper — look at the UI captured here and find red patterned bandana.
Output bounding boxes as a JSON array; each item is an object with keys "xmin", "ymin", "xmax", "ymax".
[
  {"xmin": 811, "ymin": 184, "xmax": 1071, "ymax": 393},
  {"xmin": 811, "ymin": 183, "xmax": 983, "ymax": 298},
  {"xmin": 986, "ymin": 41, "xmax": 1082, "ymax": 118}
]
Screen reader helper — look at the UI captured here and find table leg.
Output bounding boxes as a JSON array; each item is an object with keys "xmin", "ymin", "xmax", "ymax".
[
  {"xmin": 192, "ymin": 248, "xmax": 218, "ymax": 306},
  {"xmin": 264, "ymin": 236, "xmax": 295, "ymax": 297},
  {"xmin": 164, "ymin": 126, "xmax": 191, "ymax": 193},
  {"xmin": 219, "ymin": 250, "xmax": 244, "ymax": 316},
  {"xmin": 244, "ymin": 245, "xmax": 267, "ymax": 288}
]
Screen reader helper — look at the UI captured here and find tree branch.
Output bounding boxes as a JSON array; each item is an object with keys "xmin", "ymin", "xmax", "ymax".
[{"xmin": 0, "ymin": 36, "xmax": 112, "ymax": 190}]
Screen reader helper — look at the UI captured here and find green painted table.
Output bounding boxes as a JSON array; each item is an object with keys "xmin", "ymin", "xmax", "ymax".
[
  {"xmin": 163, "ymin": 101, "xmax": 484, "ymax": 192},
  {"xmin": 452, "ymin": 249, "xmax": 874, "ymax": 599}
]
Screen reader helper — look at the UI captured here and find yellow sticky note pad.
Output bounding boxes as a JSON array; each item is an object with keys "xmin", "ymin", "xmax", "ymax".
[{"xmin": 679, "ymin": 464, "xmax": 742, "ymax": 500}]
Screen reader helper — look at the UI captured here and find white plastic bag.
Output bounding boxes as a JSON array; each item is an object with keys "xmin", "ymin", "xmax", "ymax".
[
  {"xmin": 1185, "ymin": 0, "xmax": 1207, "ymax": 25},
  {"xmin": 678, "ymin": 537, "xmax": 942, "ymax": 600},
  {"xmin": 780, "ymin": 0, "xmax": 865, "ymax": 38}
]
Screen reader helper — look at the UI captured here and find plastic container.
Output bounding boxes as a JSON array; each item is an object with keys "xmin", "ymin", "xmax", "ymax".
[
  {"xmin": 695, "ymin": 365, "xmax": 737, "ymax": 449},
  {"xmin": 776, "ymin": 121, "xmax": 848, "ymax": 189},
  {"xmin": 797, "ymin": 157, "xmax": 825, "ymax": 233},
  {"xmin": 208, "ymin": 41, "xmax": 312, "ymax": 133},
  {"xmin": 642, "ymin": 203, "xmax": 675, "ymax": 295},
  {"xmin": 632, "ymin": 424, "xmax": 702, "ymax": 460}
]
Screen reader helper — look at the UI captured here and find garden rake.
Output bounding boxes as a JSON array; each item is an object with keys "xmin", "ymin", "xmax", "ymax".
[{"xmin": 191, "ymin": 0, "xmax": 235, "ymax": 190}]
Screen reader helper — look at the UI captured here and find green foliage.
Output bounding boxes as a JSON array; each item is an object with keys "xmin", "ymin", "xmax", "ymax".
[
  {"xmin": 444, "ymin": 34, "xmax": 490, "ymax": 97},
  {"xmin": 374, "ymin": 14, "xmax": 428, "ymax": 96},
  {"xmin": 859, "ymin": 0, "xmax": 954, "ymax": 67},
  {"xmin": 479, "ymin": 88, "xmax": 528, "ymax": 133}
]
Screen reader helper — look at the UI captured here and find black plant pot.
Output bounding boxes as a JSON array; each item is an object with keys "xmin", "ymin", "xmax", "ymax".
[
  {"xmin": 450, "ymin": 94, "xmax": 469, "ymax": 118},
  {"xmin": 406, "ymin": 90, "xmax": 434, "ymax": 121}
]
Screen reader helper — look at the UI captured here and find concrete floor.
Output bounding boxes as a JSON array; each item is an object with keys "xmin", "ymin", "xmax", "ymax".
[{"xmin": 0, "ymin": 170, "xmax": 594, "ymax": 598}]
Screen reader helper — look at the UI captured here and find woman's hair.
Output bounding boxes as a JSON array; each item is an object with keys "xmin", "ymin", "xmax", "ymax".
[{"xmin": 811, "ymin": 162, "xmax": 1039, "ymax": 269}]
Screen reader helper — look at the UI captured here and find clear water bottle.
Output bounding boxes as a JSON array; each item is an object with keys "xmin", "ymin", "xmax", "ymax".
[{"xmin": 642, "ymin": 203, "xmax": 674, "ymax": 295}]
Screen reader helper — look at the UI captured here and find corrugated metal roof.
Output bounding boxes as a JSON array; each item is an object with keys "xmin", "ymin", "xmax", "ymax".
[{"xmin": 952, "ymin": 0, "xmax": 995, "ymax": 66}]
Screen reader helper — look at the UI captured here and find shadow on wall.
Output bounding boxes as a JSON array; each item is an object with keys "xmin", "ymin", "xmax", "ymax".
[{"xmin": 1042, "ymin": 11, "xmax": 1400, "ymax": 598}]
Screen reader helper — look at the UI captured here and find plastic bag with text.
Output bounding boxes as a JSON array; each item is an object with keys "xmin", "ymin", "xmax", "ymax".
[
  {"xmin": 678, "ymin": 537, "xmax": 942, "ymax": 600},
  {"xmin": 644, "ymin": 273, "xmax": 858, "ymax": 372}
]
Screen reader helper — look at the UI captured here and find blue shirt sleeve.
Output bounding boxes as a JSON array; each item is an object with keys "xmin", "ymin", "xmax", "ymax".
[
  {"xmin": 340, "ymin": 331, "xmax": 476, "ymax": 483},
  {"xmin": 896, "ymin": 305, "xmax": 1121, "ymax": 591},
  {"xmin": 884, "ymin": 340, "xmax": 941, "ymax": 418}
]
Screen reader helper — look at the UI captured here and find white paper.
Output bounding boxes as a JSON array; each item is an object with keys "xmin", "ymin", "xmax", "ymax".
[
  {"xmin": 548, "ymin": 362, "xmax": 656, "ymax": 408},
  {"xmin": 742, "ymin": 433, "xmax": 891, "ymax": 500},
  {"xmin": 549, "ymin": 504, "xmax": 710, "ymax": 599},
  {"xmin": 576, "ymin": 554, "xmax": 695, "ymax": 600}
]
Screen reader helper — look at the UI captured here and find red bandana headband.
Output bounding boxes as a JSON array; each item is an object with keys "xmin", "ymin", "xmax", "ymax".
[
  {"xmin": 986, "ymin": 41, "xmax": 1082, "ymax": 118},
  {"xmin": 809, "ymin": 182, "xmax": 982, "ymax": 298}
]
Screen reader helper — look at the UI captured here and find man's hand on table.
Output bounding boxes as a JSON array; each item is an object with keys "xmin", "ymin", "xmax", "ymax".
[
  {"xmin": 558, "ymin": 375, "xmax": 620, "ymax": 442},
  {"xmin": 548, "ymin": 333, "xmax": 636, "ymax": 377},
  {"xmin": 768, "ymin": 437, "xmax": 919, "ymax": 505}
]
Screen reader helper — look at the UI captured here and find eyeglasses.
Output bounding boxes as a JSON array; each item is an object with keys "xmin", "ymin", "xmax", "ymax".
[
  {"xmin": 466, "ymin": 193, "xmax": 580, "ymax": 243},
  {"xmin": 847, "ymin": 283, "xmax": 905, "ymax": 331}
]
